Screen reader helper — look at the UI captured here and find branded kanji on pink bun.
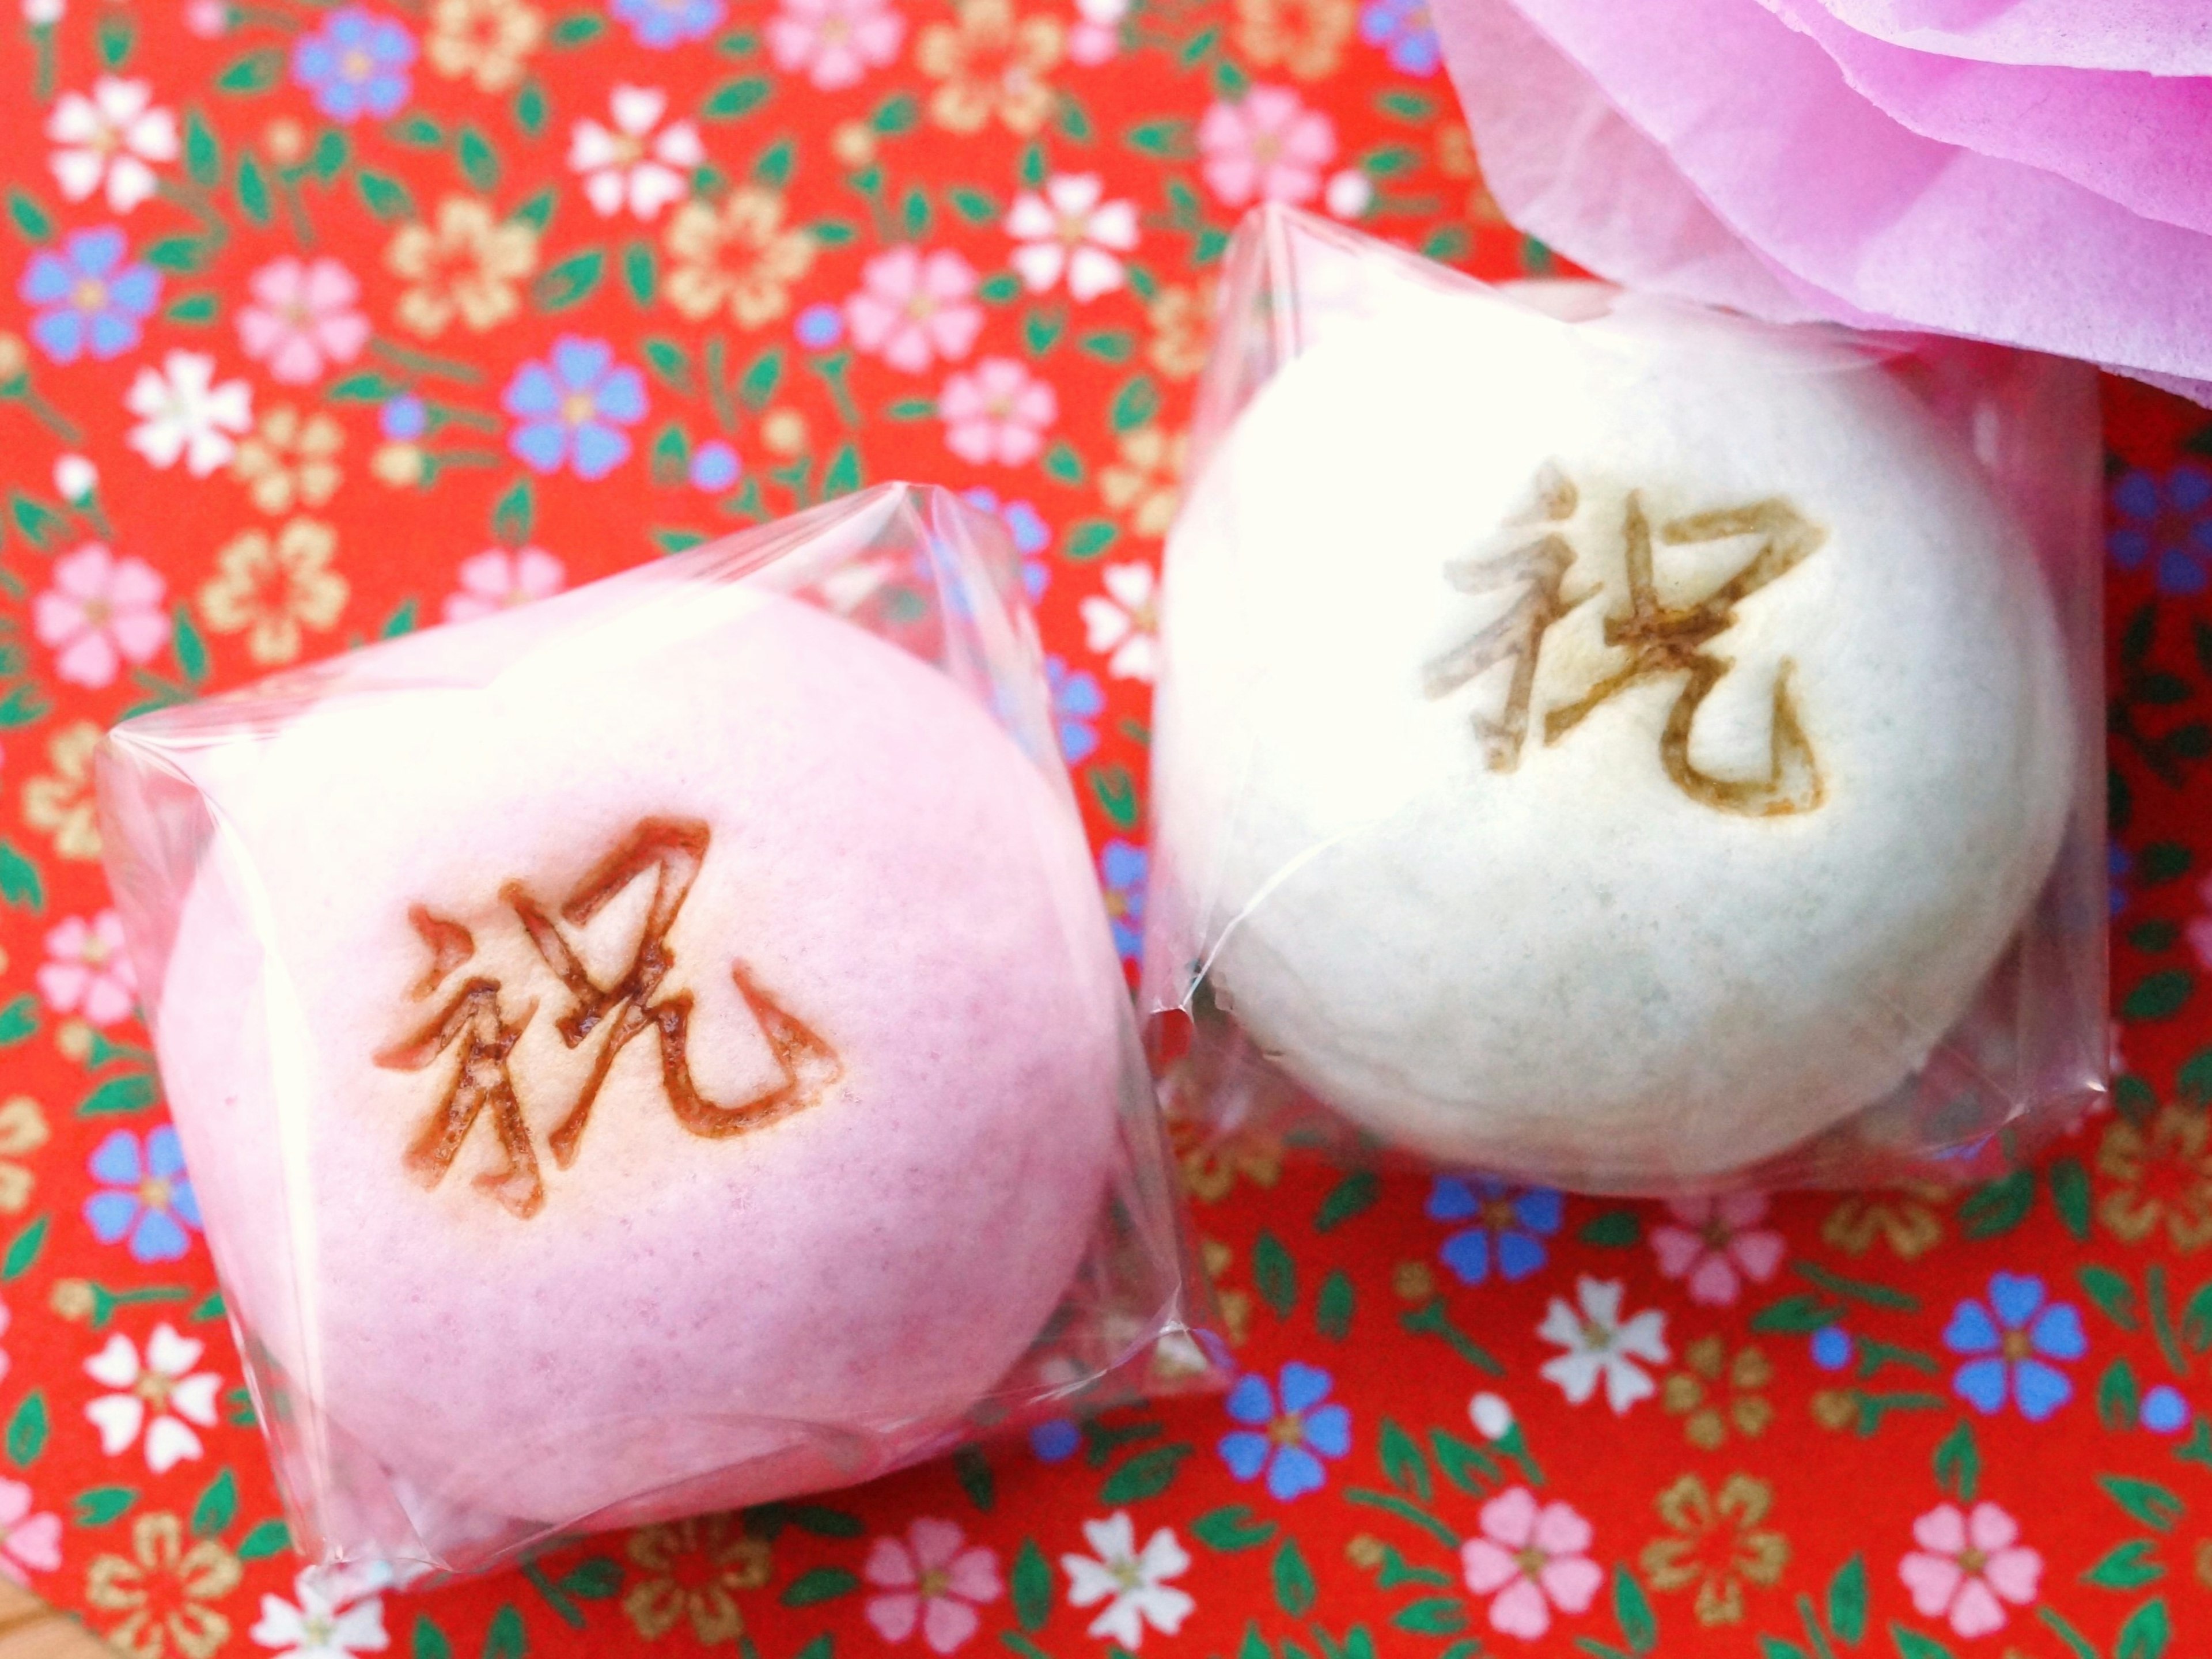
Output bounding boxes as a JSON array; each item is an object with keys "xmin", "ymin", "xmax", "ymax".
[{"xmin": 97, "ymin": 488, "xmax": 1191, "ymax": 1575}]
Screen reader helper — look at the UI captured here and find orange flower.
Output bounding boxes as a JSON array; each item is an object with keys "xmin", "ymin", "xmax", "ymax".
[
  {"xmin": 85, "ymin": 1513, "xmax": 241, "ymax": 1659},
  {"xmin": 664, "ymin": 187, "xmax": 816, "ymax": 328},
  {"xmin": 1147, "ymin": 280, "xmax": 1217, "ymax": 381},
  {"xmin": 21, "ymin": 719, "xmax": 103, "ymax": 861},
  {"xmin": 1099, "ymin": 425, "xmax": 1187, "ymax": 539},
  {"xmin": 386, "ymin": 195, "xmax": 540, "ymax": 338},
  {"xmin": 1234, "ymin": 0, "xmax": 1354, "ymax": 81},
  {"xmin": 622, "ymin": 1516, "xmax": 772, "ymax": 1643},
  {"xmin": 426, "ymin": 0, "xmax": 544, "ymax": 93},
  {"xmin": 916, "ymin": 0, "xmax": 1064, "ymax": 136},
  {"xmin": 199, "ymin": 517, "xmax": 348, "ymax": 665},
  {"xmin": 2098, "ymin": 1105, "xmax": 2212, "ymax": 1250}
]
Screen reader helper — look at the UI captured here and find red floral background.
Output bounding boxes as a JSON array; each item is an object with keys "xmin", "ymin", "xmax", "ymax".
[{"xmin": 0, "ymin": 0, "xmax": 2206, "ymax": 1656}]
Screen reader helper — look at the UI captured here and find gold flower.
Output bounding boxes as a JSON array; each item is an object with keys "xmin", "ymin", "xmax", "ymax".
[
  {"xmin": 262, "ymin": 118, "xmax": 308, "ymax": 166},
  {"xmin": 1234, "ymin": 0, "xmax": 1354, "ymax": 80},
  {"xmin": 1393, "ymin": 1260, "xmax": 1436, "ymax": 1303},
  {"xmin": 1178, "ymin": 1126, "xmax": 1282, "ymax": 1203},
  {"xmin": 2098, "ymin": 1105, "xmax": 2212, "ymax": 1251},
  {"xmin": 916, "ymin": 0, "xmax": 1064, "ymax": 136},
  {"xmin": 1809, "ymin": 1389, "xmax": 1857, "ymax": 1433},
  {"xmin": 1147, "ymin": 281, "xmax": 1217, "ymax": 382},
  {"xmin": 387, "ymin": 196, "xmax": 540, "ymax": 338},
  {"xmin": 426, "ymin": 0, "xmax": 544, "ymax": 93},
  {"xmin": 372, "ymin": 443, "xmax": 426, "ymax": 488},
  {"xmin": 1199, "ymin": 1238, "xmax": 1253, "ymax": 1344},
  {"xmin": 1435, "ymin": 123, "xmax": 1506, "ymax": 222},
  {"xmin": 86, "ymin": 1512, "xmax": 242, "ymax": 1659},
  {"xmin": 663, "ymin": 187, "xmax": 816, "ymax": 329},
  {"xmin": 199, "ymin": 518, "xmax": 348, "ymax": 665},
  {"xmin": 22, "ymin": 721, "xmax": 103, "ymax": 862},
  {"xmin": 622, "ymin": 1515, "xmax": 771, "ymax": 1644},
  {"xmin": 1641, "ymin": 1474, "xmax": 1787, "ymax": 1626},
  {"xmin": 760, "ymin": 407, "xmax": 809, "ymax": 457},
  {"xmin": 1821, "ymin": 1187, "xmax": 1945, "ymax": 1260},
  {"xmin": 0, "ymin": 1097, "xmax": 50, "ymax": 1215},
  {"xmin": 1661, "ymin": 1336, "xmax": 1773, "ymax": 1450},
  {"xmin": 231, "ymin": 405, "xmax": 343, "ymax": 516},
  {"xmin": 0, "ymin": 332, "xmax": 27, "ymax": 384},
  {"xmin": 1099, "ymin": 425, "xmax": 1187, "ymax": 540}
]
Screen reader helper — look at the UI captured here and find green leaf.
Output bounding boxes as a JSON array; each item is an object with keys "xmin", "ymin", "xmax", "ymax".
[
  {"xmin": 704, "ymin": 77, "xmax": 772, "ymax": 119},
  {"xmin": 172, "ymin": 604, "xmax": 211, "ymax": 685},
  {"xmin": 1932, "ymin": 1419, "xmax": 1978, "ymax": 1502},
  {"xmin": 236, "ymin": 153, "xmax": 272, "ymax": 225},
  {"xmin": 1253, "ymin": 1229, "xmax": 1297, "ymax": 1318},
  {"xmin": 1043, "ymin": 441, "xmax": 1086, "ymax": 486},
  {"xmin": 1271, "ymin": 1537, "xmax": 1315, "ymax": 1617},
  {"xmin": 1024, "ymin": 308, "xmax": 1063, "ymax": 355},
  {"xmin": 754, "ymin": 137, "xmax": 796, "ymax": 188},
  {"xmin": 1750, "ymin": 1294, "xmax": 1843, "ymax": 1335},
  {"xmin": 1578, "ymin": 1209, "xmax": 1642, "ymax": 1247},
  {"xmin": 1055, "ymin": 92, "xmax": 1094, "ymax": 143},
  {"xmin": 1428, "ymin": 1428, "xmax": 1497, "ymax": 1497},
  {"xmin": 642, "ymin": 337, "xmax": 694, "ymax": 392},
  {"xmin": 0, "ymin": 997, "xmax": 36, "ymax": 1047},
  {"xmin": 808, "ymin": 217, "xmax": 858, "ymax": 246},
  {"xmin": 510, "ymin": 188, "xmax": 556, "ymax": 232},
  {"xmin": 412, "ymin": 1615, "xmax": 454, "ymax": 1659},
  {"xmin": 782, "ymin": 1567, "xmax": 861, "ymax": 1606},
  {"xmin": 533, "ymin": 248, "xmax": 604, "ymax": 311},
  {"xmin": 549, "ymin": 10, "xmax": 603, "ymax": 44},
  {"xmin": 782, "ymin": 1503, "xmax": 865, "ymax": 1537},
  {"xmin": 1065, "ymin": 518, "xmax": 1119, "ymax": 560},
  {"xmin": 164, "ymin": 292, "xmax": 218, "ymax": 324},
  {"xmin": 4, "ymin": 191, "xmax": 50, "ymax": 242},
  {"xmin": 1011, "ymin": 1539, "xmax": 1051, "ymax": 1632},
  {"xmin": 1109, "ymin": 374, "xmax": 1160, "ymax": 433},
  {"xmin": 821, "ymin": 444, "xmax": 862, "ymax": 499},
  {"xmin": 1760, "ymin": 1641, "xmax": 1815, "ymax": 1659},
  {"xmin": 2103, "ymin": 1476, "xmax": 2183, "ymax": 1533},
  {"xmin": 358, "ymin": 171, "xmax": 416, "ymax": 220},
  {"xmin": 191, "ymin": 1468, "xmax": 238, "ymax": 1537},
  {"xmin": 457, "ymin": 125, "xmax": 499, "ymax": 190},
  {"xmin": 1100, "ymin": 1442, "xmax": 1189, "ymax": 1503},
  {"xmin": 185, "ymin": 111, "xmax": 220, "ymax": 187},
  {"xmin": 2048, "ymin": 1157, "xmax": 2092, "ymax": 1241},
  {"xmin": 649, "ymin": 423, "xmax": 690, "ymax": 487},
  {"xmin": 2175, "ymin": 1049, "xmax": 2212, "ymax": 1105},
  {"xmin": 5, "ymin": 1391, "xmax": 47, "ymax": 1468},
  {"xmin": 2115, "ymin": 1597, "xmax": 2170, "ymax": 1659},
  {"xmin": 1017, "ymin": 139, "xmax": 1047, "ymax": 188},
  {"xmin": 2142, "ymin": 840, "xmax": 2192, "ymax": 883},
  {"xmin": 1, "ymin": 1217, "xmax": 47, "ymax": 1283},
  {"xmin": 1316, "ymin": 1269, "xmax": 1354, "ymax": 1340},
  {"xmin": 1888, "ymin": 1627, "xmax": 1956, "ymax": 1659},
  {"xmin": 870, "ymin": 90, "xmax": 918, "ymax": 132},
  {"xmin": 481, "ymin": 1606, "xmax": 525, "ymax": 1659},
  {"xmin": 1087, "ymin": 762, "xmax": 1139, "ymax": 828},
  {"xmin": 2124, "ymin": 968, "xmax": 2194, "ymax": 1022},
  {"xmin": 1124, "ymin": 119, "xmax": 1192, "ymax": 158},
  {"xmin": 948, "ymin": 186, "xmax": 998, "ymax": 224},
  {"xmin": 1078, "ymin": 328, "xmax": 1136, "ymax": 361},
  {"xmin": 1192, "ymin": 1505, "xmax": 1277, "ymax": 1552},
  {"xmin": 145, "ymin": 236, "xmax": 213, "ymax": 272},
  {"xmin": 1378, "ymin": 1418, "xmax": 1431, "ymax": 1501},
  {"xmin": 2080, "ymin": 1264, "xmax": 2142, "ymax": 1330},
  {"xmin": 902, "ymin": 185, "xmax": 932, "ymax": 240},
  {"xmin": 215, "ymin": 46, "xmax": 284, "ymax": 92},
  {"xmin": 309, "ymin": 128, "xmax": 347, "ymax": 177},
  {"xmin": 79, "ymin": 1073, "xmax": 159, "ymax": 1117},
  {"xmin": 1957, "ymin": 1169, "xmax": 2034, "ymax": 1239},
  {"xmin": 237, "ymin": 1519, "xmax": 291, "ymax": 1559},
  {"xmin": 623, "ymin": 240, "xmax": 657, "ymax": 308},
  {"xmin": 73, "ymin": 1486, "xmax": 136, "ymax": 1527},
  {"xmin": 2100, "ymin": 1355, "xmax": 2143, "ymax": 1430},
  {"xmin": 388, "ymin": 113, "xmax": 446, "ymax": 147},
  {"xmin": 1613, "ymin": 1564, "xmax": 1658, "ymax": 1654},
  {"xmin": 1827, "ymin": 1554, "xmax": 1868, "ymax": 1643},
  {"xmin": 1313, "ymin": 1170, "xmax": 1378, "ymax": 1232},
  {"xmin": 328, "ymin": 370, "xmax": 402, "ymax": 401},
  {"xmin": 740, "ymin": 348, "xmax": 784, "ymax": 412},
  {"xmin": 380, "ymin": 598, "xmax": 419, "ymax": 639},
  {"xmin": 980, "ymin": 273, "xmax": 1021, "ymax": 304},
  {"xmin": 2181, "ymin": 1278, "xmax": 2212, "ymax": 1352},
  {"xmin": 954, "ymin": 1445, "xmax": 994, "ymax": 1513},
  {"xmin": 2128, "ymin": 919, "xmax": 2179, "ymax": 953},
  {"xmin": 2084, "ymin": 1540, "xmax": 2165, "ymax": 1590},
  {"xmin": 10, "ymin": 493, "xmax": 62, "ymax": 546},
  {"xmin": 0, "ymin": 842, "xmax": 42, "ymax": 910},
  {"xmin": 1392, "ymin": 1599, "xmax": 1467, "ymax": 1635},
  {"xmin": 512, "ymin": 80, "xmax": 547, "ymax": 139}
]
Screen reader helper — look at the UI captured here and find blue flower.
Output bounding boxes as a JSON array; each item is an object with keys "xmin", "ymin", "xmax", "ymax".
[
  {"xmin": 2140, "ymin": 1385, "xmax": 2191, "ymax": 1435},
  {"xmin": 2109, "ymin": 466, "xmax": 2212, "ymax": 596},
  {"xmin": 1028, "ymin": 1418, "xmax": 1082, "ymax": 1462},
  {"xmin": 1359, "ymin": 0, "xmax": 1441, "ymax": 74},
  {"xmin": 1048, "ymin": 656, "xmax": 1104, "ymax": 763},
  {"xmin": 611, "ymin": 0, "xmax": 726, "ymax": 50},
  {"xmin": 1219, "ymin": 1361, "xmax": 1350, "ymax": 1500},
  {"xmin": 1809, "ymin": 1324, "xmax": 1855, "ymax": 1371},
  {"xmin": 504, "ymin": 336, "xmax": 649, "ymax": 480},
  {"xmin": 690, "ymin": 438, "xmax": 741, "ymax": 491},
  {"xmin": 18, "ymin": 228, "xmax": 159, "ymax": 363},
  {"xmin": 380, "ymin": 394, "xmax": 427, "ymax": 441},
  {"xmin": 291, "ymin": 8, "xmax": 415, "ymax": 122},
  {"xmin": 795, "ymin": 302, "xmax": 844, "ymax": 350},
  {"xmin": 1101, "ymin": 839, "xmax": 1146, "ymax": 965},
  {"xmin": 85, "ymin": 1127, "xmax": 201, "ymax": 1263},
  {"xmin": 1944, "ymin": 1271, "xmax": 2086, "ymax": 1422},
  {"xmin": 963, "ymin": 487, "xmax": 1052, "ymax": 601},
  {"xmin": 2108, "ymin": 842, "xmax": 2130, "ymax": 919},
  {"xmin": 1425, "ymin": 1175, "xmax": 1562, "ymax": 1285}
]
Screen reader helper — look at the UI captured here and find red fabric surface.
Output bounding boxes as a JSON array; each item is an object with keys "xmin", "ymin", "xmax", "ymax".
[{"xmin": 0, "ymin": 2, "xmax": 2205, "ymax": 1656}]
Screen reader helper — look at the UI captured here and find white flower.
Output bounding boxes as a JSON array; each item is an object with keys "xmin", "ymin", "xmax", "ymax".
[
  {"xmin": 84, "ymin": 1323, "xmax": 222, "ymax": 1474},
  {"xmin": 1537, "ymin": 1277, "xmax": 1668, "ymax": 1414},
  {"xmin": 1324, "ymin": 168, "xmax": 1372, "ymax": 219},
  {"xmin": 48, "ymin": 77, "xmax": 179, "ymax": 214},
  {"xmin": 1061, "ymin": 1513, "xmax": 1194, "ymax": 1649},
  {"xmin": 1005, "ymin": 173, "xmax": 1139, "ymax": 303},
  {"xmin": 22, "ymin": 0, "xmax": 63, "ymax": 28},
  {"xmin": 52, "ymin": 453, "xmax": 96, "ymax": 503},
  {"xmin": 1469, "ymin": 1391, "xmax": 1514, "ymax": 1441},
  {"xmin": 568, "ymin": 86, "xmax": 703, "ymax": 221},
  {"xmin": 1080, "ymin": 562, "xmax": 1159, "ymax": 681},
  {"xmin": 252, "ymin": 1563, "xmax": 391, "ymax": 1658},
  {"xmin": 124, "ymin": 351, "xmax": 252, "ymax": 477}
]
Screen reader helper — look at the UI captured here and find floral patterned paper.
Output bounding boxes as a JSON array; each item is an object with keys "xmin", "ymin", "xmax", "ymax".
[{"xmin": 0, "ymin": 1, "xmax": 2203, "ymax": 1655}]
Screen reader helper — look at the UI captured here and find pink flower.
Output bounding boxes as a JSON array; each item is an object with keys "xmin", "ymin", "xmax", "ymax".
[
  {"xmin": 766, "ymin": 0, "xmax": 904, "ymax": 91},
  {"xmin": 1067, "ymin": 0, "xmax": 1124, "ymax": 63},
  {"xmin": 847, "ymin": 247, "xmax": 983, "ymax": 375},
  {"xmin": 32, "ymin": 543, "xmax": 168, "ymax": 688},
  {"xmin": 864, "ymin": 1518, "xmax": 1002, "ymax": 1653},
  {"xmin": 1899, "ymin": 1503, "xmax": 2042, "ymax": 1639},
  {"xmin": 183, "ymin": 0, "xmax": 227, "ymax": 36},
  {"xmin": 1459, "ymin": 1487, "xmax": 1602, "ymax": 1641},
  {"xmin": 37, "ymin": 911, "xmax": 137, "ymax": 1027},
  {"xmin": 1649, "ymin": 1191, "xmax": 1786, "ymax": 1306},
  {"xmin": 0, "ymin": 1479, "xmax": 59, "ymax": 1585},
  {"xmin": 940, "ymin": 357, "xmax": 1056, "ymax": 467},
  {"xmin": 236, "ymin": 256, "xmax": 370, "ymax": 385},
  {"xmin": 442, "ymin": 547, "xmax": 566, "ymax": 624},
  {"xmin": 1197, "ymin": 85, "xmax": 1336, "ymax": 208}
]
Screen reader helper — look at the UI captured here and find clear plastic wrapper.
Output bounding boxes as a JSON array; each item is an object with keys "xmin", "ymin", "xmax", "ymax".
[
  {"xmin": 1144, "ymin": 206, "xmax": 2106, "ymax": 1194},
  {"xmin": 98, "ymin": 483, "xmax": 1214, "ymax": 1576}
]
